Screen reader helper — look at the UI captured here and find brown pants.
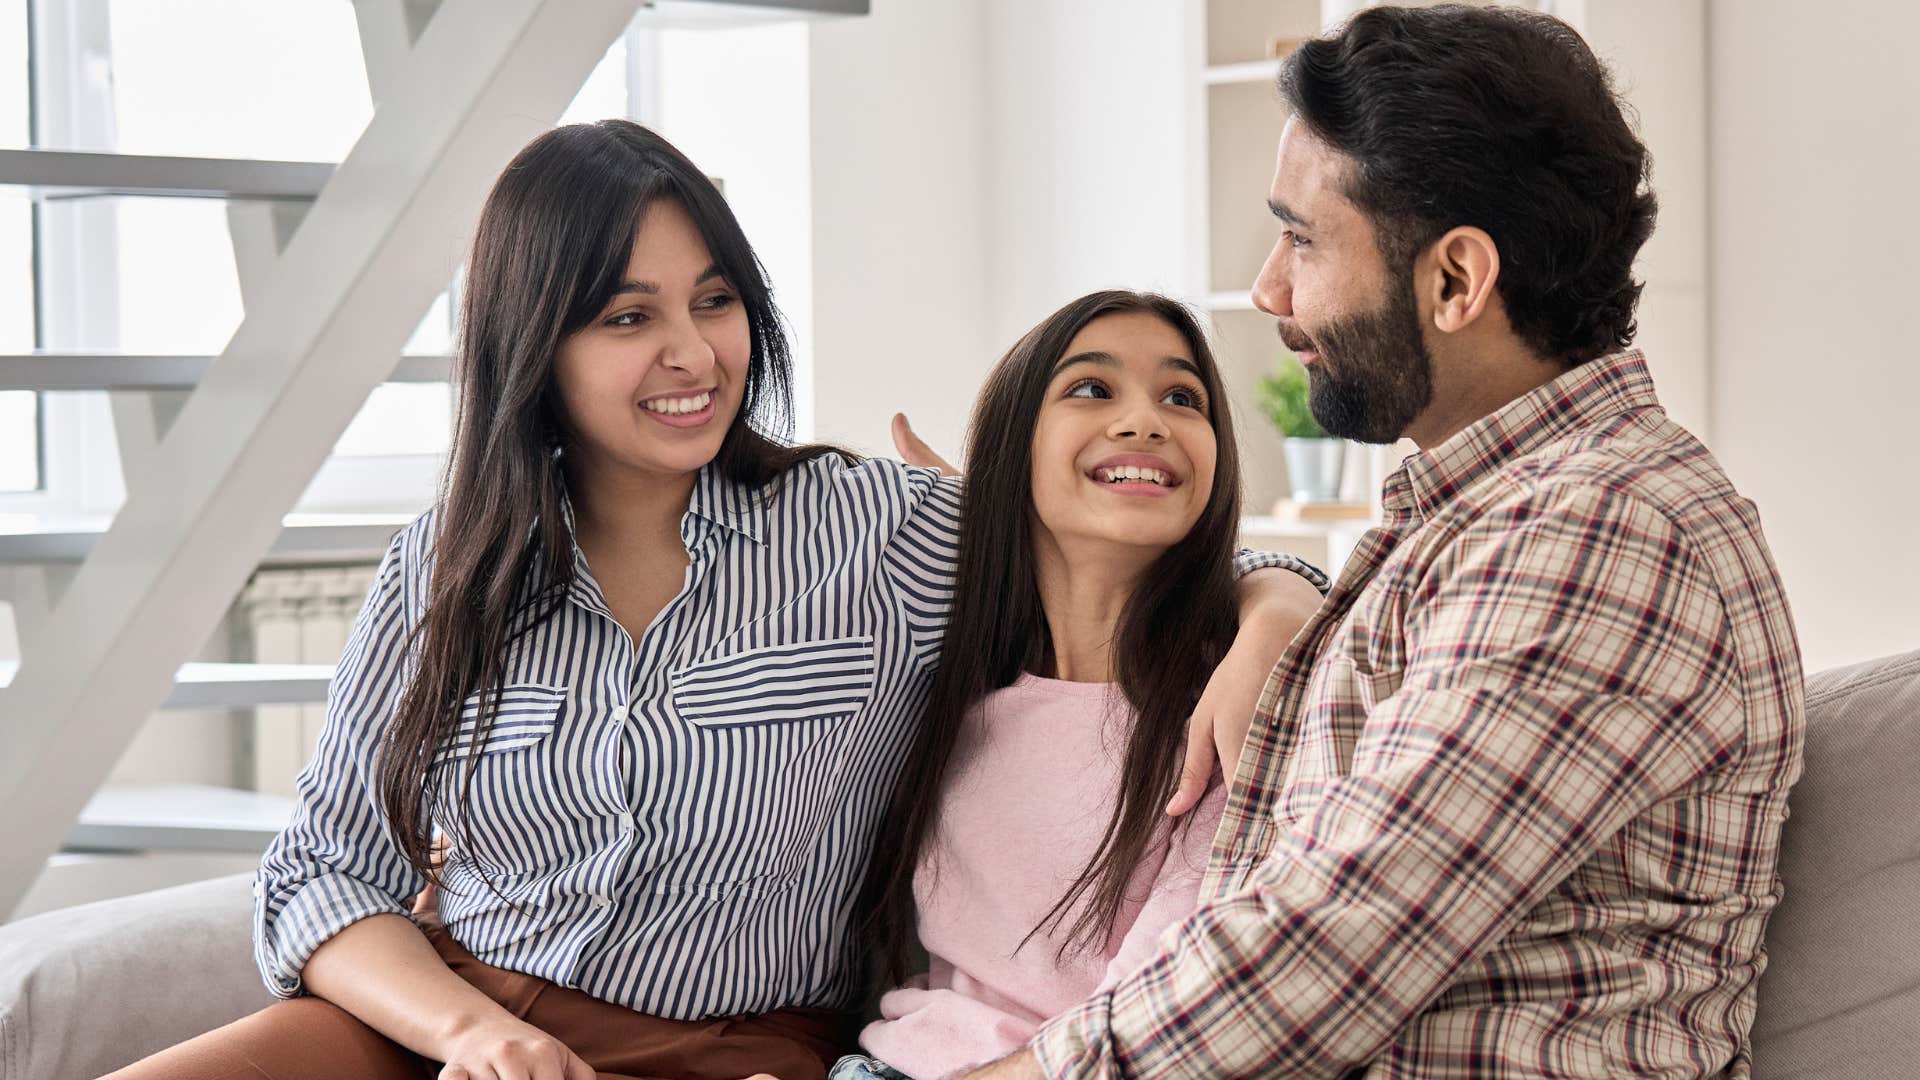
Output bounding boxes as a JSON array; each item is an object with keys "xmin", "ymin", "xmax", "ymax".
[{"xmin": 104, "ymin": 920, "xmax": 851, "ymax": 1080}]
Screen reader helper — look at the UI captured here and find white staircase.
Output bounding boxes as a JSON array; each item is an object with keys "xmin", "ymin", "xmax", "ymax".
[{"xmin": 0, "ymin": 0, "xmax": 866, "ymax": 915}]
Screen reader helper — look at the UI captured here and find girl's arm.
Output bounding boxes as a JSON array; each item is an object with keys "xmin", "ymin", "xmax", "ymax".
[
  {"xmin": 890, "ymin": 412, "xmax": 1330, "ymax": 816},
  {"xmin": 1168, "ymin": 558, "xmax": 1329, "ymax": 816}
]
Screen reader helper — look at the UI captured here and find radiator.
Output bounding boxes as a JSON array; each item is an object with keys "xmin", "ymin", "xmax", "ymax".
[{"xmin": 240, "ymin": 566, "xmax": 377, "ymax": 798}]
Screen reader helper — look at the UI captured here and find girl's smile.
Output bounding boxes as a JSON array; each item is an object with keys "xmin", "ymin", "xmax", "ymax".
[
  {"xmin": 1030, "ymin": 310, "xmax": 1217, "ymax": 553},
  {"xmin": 1086, "ymin": 452, "xmax": 1183, "ymax": 496}
]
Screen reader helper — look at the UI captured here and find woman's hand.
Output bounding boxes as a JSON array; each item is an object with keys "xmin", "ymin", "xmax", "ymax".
[
  {"xmin": 1168, "ymin": 568, "xmax": 1323, "ymax": 816},
  {"xmin": 891, "ymin": 413, "xmax": 961, "ymax": 476},
  {"xmin": 437, "ymin": 1014, "xmax": 596, "ymax": 1080}
]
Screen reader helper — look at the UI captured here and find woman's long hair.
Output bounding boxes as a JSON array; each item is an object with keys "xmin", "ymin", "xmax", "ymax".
[
  {"xmin": 377, "ymin": 120, "xmax": 840, "ymax": 886},
  {"xmin": 861, "ymin": 291, "xmax": 1246, "ymax": 979}
]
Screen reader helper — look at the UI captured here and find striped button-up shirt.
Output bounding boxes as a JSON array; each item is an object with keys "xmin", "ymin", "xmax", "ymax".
[
  {"xmin": 1033, "ymin": 351, "xmax": 1806, "ymax": 1078},
  {"xmin": 254, "ymin": 453, "xmax": 1309, "ymax": 1020}
]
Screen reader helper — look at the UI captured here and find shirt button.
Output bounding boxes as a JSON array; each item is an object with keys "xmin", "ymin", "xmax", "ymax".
[
  {"xmin": 591, "ymin": 894, "xmax": 611, "ymax": 909},
  {"xmin": 619, "ymin": 811, "xmax": 636, "ymax": 832}
]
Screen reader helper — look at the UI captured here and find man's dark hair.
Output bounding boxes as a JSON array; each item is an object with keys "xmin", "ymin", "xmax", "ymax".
[{"xmin": 1280, "ymin": 4, "xmax": 1657, "ymax": 364}]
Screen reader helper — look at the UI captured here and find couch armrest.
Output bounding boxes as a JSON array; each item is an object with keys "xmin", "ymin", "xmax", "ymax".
[{"xmin": 0, "ymin": 873, "xmax": 271, "ymax": 1080}]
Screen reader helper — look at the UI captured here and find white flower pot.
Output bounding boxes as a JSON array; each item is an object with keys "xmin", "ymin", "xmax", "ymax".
[{"xmin": 1283, "ymin": 437, "xmax": 1346, "ymax": 503}]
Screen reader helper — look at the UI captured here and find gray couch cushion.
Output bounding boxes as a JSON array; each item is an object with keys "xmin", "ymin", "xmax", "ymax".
[
  {"xmin": 1754, "ymin": 649, "xmax": 1920, "ymax": 1079},
  {"xmin": 0, "ymin": 872, "xmax": 268, "ymax": 1080}
]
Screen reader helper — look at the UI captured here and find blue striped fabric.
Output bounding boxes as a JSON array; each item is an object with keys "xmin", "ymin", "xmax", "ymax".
[{"xmin": 252, "ymin": 452, "xmax": 1316, "ymax": 1020}]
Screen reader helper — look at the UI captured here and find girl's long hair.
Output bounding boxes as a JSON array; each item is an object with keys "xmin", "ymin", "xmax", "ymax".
[
  {"xmin": 861, "ymin": 291, "xmax": 1246, "ymax": 979},
  {"xmin": 377, "ymin": 120, "xmax": 840, "ymax": 887}
]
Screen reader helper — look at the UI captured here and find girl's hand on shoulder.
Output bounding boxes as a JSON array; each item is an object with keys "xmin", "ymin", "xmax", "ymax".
[
  {"xmin": 1168, "ymin": 568, "xmax": 1322, "ymax": 816},
  {"xmin": 437, "ymin": 1014, "xmax": 595, "ymax": 1080}
]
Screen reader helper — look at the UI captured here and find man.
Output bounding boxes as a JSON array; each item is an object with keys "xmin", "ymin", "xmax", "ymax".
[{"xmin": 965, "ymin": 6, "xmax": 1804, "ymax": 1078}]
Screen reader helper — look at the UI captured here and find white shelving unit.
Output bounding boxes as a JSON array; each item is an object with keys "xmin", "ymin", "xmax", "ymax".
[
  {"xmin": 1197, "ymin": 0, "xmax": 1372, "ymax": 559},
  {"xmin": 1203, "ymin": 59, "xmax": 1284, "ymax": 87}
]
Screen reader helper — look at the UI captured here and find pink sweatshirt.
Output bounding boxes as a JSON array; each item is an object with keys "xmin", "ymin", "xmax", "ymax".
[{"xmin": 859, "ymin": 674, "xmax": 1227, "ymax": 1080}]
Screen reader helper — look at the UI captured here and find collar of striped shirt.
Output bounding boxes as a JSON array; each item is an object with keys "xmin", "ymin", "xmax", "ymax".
[{"xmin": 554, "ymin": 462, "xmax": 770, "ymax": 547}]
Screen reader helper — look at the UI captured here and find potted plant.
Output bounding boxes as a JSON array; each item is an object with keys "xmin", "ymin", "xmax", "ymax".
[{"xmin": 1256, "ymin": 356, "xmax": 1345, "ymax": 504}]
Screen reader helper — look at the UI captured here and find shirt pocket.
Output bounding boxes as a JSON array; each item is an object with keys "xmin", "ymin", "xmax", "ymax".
[
  {"xmin": 671, "ymin": 634, "xmax": 877, "ymax": 728},
  {"xmin": 432, "ymin": 683, "xmax": 568, "ymax": 765},
  {"xmin": 430, "ymin": 683, "xmax": 571, "ymax": 881},
  {"xmin": 663, "ymin": 635, "xmax": 876, "ymax": 888}
]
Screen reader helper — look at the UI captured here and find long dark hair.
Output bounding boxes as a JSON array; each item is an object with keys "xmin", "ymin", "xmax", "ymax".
[
  {"xmin": 377, "ymin": 120, "xmax": 839, "ymax": 886},
  {"xmin": 862, "ymin": 291, "xmax": 1245, "ymax": 979}
]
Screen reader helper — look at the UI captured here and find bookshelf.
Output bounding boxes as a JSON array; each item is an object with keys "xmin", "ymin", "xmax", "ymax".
[{"xmin": 1199, "ymin": 0, "xmax": 1372, "ymax": 545}]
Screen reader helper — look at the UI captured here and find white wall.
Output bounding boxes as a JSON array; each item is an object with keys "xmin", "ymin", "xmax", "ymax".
[
  {"xmin": 1708, "ymin": 0, "xmax": 1920, "ymax": 671},
  {"xmin": 647, "ymin": 22, "xmax": 817, "ymax": 439},
  {"xmin": 1577, "ymin": 0, "xmax": 1711, "ymax": 438},
  {"xmin": 805, "ymin": 0, "xmax": 1211, "ymax": 463},
  {"xmin": 806, "ymin": 1, "xmax": 994, "ymax": 460},
  {"xmin": 982, "ymin": 0, "xmax": 1202, "ymax": 346}
]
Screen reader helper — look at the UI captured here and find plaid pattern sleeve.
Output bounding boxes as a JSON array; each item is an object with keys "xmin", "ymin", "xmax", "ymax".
[{"xmin": 1032, "ymin": 480, "xmax": 1755, "ymax": 1078}]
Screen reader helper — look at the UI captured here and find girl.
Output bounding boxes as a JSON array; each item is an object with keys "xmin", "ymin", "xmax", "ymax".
[
  {"xmin": 848, "ymin": 292, "xmax": 1328, "ymax": 1080},
  {"xmin": 109, "ymin": 124, "xmax": 1319, "ymax": 1080}
]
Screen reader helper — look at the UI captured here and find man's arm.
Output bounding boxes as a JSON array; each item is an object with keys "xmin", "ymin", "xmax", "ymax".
[{"xmin": 1020, "ymin": 484, "xmax": 1745, "ymax": 1078}]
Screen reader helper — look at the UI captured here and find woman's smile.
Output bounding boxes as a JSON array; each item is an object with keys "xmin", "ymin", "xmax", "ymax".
[{"xmin": 638, "ymin": 388, "xmax": 717, "ymax": 428}]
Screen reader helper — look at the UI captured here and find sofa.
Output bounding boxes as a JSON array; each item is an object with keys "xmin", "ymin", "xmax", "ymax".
[{"xmin": 3, "ymin": 649, "xmax": 1916, "ymax": 1080}]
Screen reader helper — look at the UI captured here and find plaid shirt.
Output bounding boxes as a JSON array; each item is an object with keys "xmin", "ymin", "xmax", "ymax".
[{"xmin": 1032, "ymin": 351, "xmax": 1805, "ymax": 1078}]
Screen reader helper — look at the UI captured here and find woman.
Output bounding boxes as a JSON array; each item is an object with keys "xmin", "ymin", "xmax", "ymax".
[
  {"xmin": 109, "ymin": 123, "xmax": 1321, "ymax": 1080},
  {"xmin": 840, "ymin": 293, "xmax": 1327, "ymax": 1080}
]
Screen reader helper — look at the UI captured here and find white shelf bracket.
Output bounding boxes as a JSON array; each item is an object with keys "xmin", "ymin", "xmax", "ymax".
[
  {"xmin": 351, "ymin": 0, "xmax": 448, "ymax": 106},
  {"xmin": 228, "ymin": 200, "xmax": 315, "ymax": 298}
]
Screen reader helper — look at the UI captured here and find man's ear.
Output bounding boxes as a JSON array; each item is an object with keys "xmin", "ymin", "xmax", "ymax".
[{"xmin": 1424, "ymin": 226, "xmax": 1501, "ymax": 334}]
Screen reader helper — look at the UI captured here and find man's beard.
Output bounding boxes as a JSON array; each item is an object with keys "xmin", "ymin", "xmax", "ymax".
[{"xmin": 1284, "ymin": 264, "xmax": 1435, "ymax": 445}]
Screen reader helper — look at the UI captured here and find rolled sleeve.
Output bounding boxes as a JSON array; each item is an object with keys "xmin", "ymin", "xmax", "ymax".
[
  {"xmin": 252, "ymin": 524, "xmax": 428, "ymax": 998},
  {"xmin": 1232, "ymin": 549, "xmax": 1330, "ymax": 594},
  {"xmin": 1033, "ymin": 994, "xmax": 1118, "ymax": 1080},
  {"xmin": 254, "ymin": 872, "xmax": 414, "ymax": 997}
]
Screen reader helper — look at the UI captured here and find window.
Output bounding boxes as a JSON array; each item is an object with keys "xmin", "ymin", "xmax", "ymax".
[
  {"xmin": 3, "ymin": 1, "xmax": 808, "ymax": 515},
  {"xmin": 1, "ymin": 0, "xmax": 37, "ymax": 493},
  {"xmin": 0, "ymin": 1, "xmax": 630, "ymax": 515}
]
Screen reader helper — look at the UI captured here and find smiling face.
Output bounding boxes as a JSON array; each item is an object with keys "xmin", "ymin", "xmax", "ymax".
[
  {"xmin": 1028, "ymin": 311, "xmax": 1219, "ymax": 558},
  {"xmin": 1252, "ymin": 117, "xmax": 1435, "ymax": 445},
  {"xmin": 551, "ymin": 197, "xmax": 751, "ymax": 485}
]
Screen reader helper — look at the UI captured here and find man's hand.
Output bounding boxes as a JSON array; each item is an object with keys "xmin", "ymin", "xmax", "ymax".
[
  {"xmin": 1167, "ymin": 566, "xmax": 1323, "ymax": 816},
  {"xmin": 891, "ymin": 413, "xmax": 961, "ymax": 476},
  {"xmin": 959, "ymin": 1049, "xmax": 1047, "ymax": 1080}
]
